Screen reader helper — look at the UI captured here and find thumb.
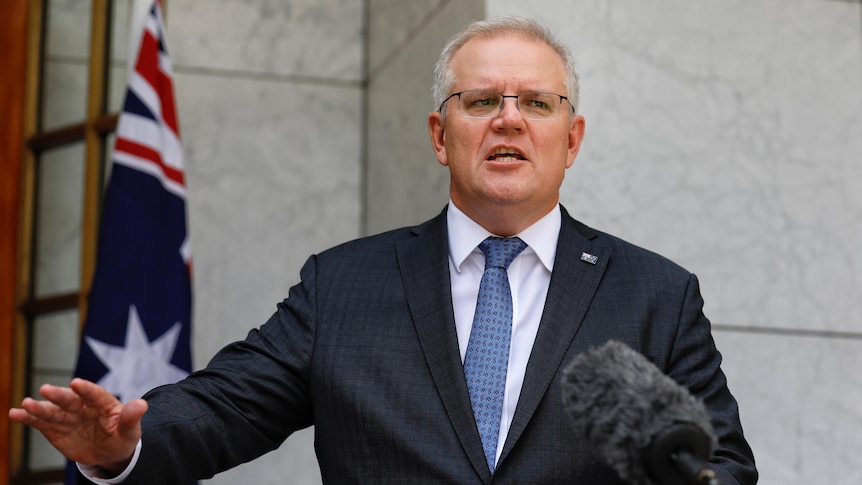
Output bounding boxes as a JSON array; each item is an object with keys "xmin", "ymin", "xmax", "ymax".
[
  {"xmin": 97, "ymin": 399, "xmax": 148, "ymax": 473},
  {"xmin": 118, "ymin": 398, "xmax": 148, "ymax": 441}
]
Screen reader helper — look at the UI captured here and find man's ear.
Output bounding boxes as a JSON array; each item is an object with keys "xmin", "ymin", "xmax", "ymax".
[
  {"xmin": 428, "ymin": 111, "xmax": 448, "ymax": 166},
  {"xmin": 566, "ymin": 114, "xmax": 586, "ymax": 169}
]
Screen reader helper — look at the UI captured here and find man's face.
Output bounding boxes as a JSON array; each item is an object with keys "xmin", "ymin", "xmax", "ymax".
[{"xmin": 429, "ymin": 35, "xmax": 585, "ymax": 233}]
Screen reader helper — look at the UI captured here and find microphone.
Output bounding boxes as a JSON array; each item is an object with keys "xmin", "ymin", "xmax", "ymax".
[{"xmin": 561, "ymin": 340, "xmax": 723, "ymax": 485}]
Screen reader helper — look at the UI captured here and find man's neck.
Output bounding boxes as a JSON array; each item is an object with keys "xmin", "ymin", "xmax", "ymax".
[{"xmin": 450, "ymin": 198, "xmax": 559, "ymax": 237}]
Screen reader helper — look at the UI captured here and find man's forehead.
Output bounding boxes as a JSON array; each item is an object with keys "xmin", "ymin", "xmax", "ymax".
[
  {"xmin": 456, "ymin": 32, "xmax": 550, "ymax": 53},
  {"xmin": 453, "ymin": 34, "xmax": 562, "ymax": 65},
  {"xmin": 450, "ymin": 34, "xmax": 567, "ymax": 87}
]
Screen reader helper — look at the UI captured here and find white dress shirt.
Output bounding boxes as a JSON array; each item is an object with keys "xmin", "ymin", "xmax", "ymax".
[
  {"xmin": 78, "ymin": 440, "xmax": 141, "ymax": 484},
  {"xmin": 446, "ymin": 201, "xmax": 560, "ymax": 465}
]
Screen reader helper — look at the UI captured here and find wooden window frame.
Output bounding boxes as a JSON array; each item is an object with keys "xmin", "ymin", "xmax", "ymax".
[
  {"xmin": 1, "ymin": 0, "xmax": 30, "ymax": 482},
  {"xmin": 4, "ymin": 1, "xmax": 118, "ymax": 483}
]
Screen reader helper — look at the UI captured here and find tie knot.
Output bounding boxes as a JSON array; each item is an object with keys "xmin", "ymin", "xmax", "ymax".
[{"xmin": 478, "ymin": 237, "xmax": 527, "ymax": 270}]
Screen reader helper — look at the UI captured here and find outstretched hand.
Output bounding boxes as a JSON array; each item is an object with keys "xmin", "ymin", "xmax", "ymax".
[{"xmin": 8, "ymin": 378, "xmax": 147, "ymax": 473}]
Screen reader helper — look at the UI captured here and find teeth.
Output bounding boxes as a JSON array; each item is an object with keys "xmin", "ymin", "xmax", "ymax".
[
  {"xmin": 493, "ymin": 147, "xmax": 522, "ymax": 156},
  {"xmin": 494, "ymin": 156, "xmax": 520, "ymax": 163},
  {"xmin": 490, "ymin": 147, "xmax": 523, "ymax": 162}
]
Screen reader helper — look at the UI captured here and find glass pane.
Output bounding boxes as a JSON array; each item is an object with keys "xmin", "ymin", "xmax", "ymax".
[
  {"xmin": 27, "ymin": 425, "xmax": 67, "ymax": 472},
  {"xmin": 46, "ymin": 0, "xmax": 93, "ymax": 59},
  {"xmin": 28, "ymin": 371, "xmax": 73, "ymax": 471},
  {"xmin": 34, "ymin": 143, "xmax": 85, "ymax": 297},
  {"xmin": 42, "ymin": 61, "xmax": 89, "ymax": 130},
  {"xmin": 109, "ymin": 63, "xmax": 129, "ymax": 114},
  {"xmin": 32, "ymin": 309, "xmax": 80, "ymax": 372},
  {"xmin": 111, "ymin": 0, "xmax": 132, "ymax": 64},
  {"xmin": 28, "ymin": 310, "xmax": 77, "ymax": 473},
  {"xmin": 109, "ymin": 0, "xmax": 133, "ymax": 113},
  {"xmin": 42, "ymin": 0, "xmax": 93, "ymax": 130}
]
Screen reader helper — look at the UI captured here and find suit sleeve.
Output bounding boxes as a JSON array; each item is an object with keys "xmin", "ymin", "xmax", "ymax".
[
  {"xmin": 666, "ymin": 273, "xmax": 758, "ymax": 485},
  {"xmin": 121, "ymin": 255, "xmax": 321, "ymax": 484}
]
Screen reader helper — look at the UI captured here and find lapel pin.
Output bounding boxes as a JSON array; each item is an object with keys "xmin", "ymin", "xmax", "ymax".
[{"xmin": 580, "ymin": 252, "xmax": 599, "ymax": 265}]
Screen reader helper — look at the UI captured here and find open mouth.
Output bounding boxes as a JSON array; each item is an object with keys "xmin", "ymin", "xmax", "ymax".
[{"xmin": 487, "ymin": 147, "xmax": 525, "ymax": 162}]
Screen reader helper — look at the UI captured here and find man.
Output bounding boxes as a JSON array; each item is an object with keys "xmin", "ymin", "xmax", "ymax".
[{"xmin": 10, "ymin": 16, "xmax": 757, "ymax": 484}]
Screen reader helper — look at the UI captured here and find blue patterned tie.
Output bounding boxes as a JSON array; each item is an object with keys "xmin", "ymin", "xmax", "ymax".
[{"xmin": 463, "ymin": 236, "xmax": 527, "ymax": 474}]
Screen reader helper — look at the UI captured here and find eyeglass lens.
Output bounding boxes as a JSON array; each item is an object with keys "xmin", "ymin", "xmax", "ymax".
[{"xmin": 458, "ymin": 91, "xmax": 564, "ymax": 119}]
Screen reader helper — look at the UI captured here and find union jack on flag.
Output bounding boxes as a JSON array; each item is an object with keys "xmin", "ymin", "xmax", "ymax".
[{"xmin": 67, "ymin": 0, "xmax": 193, "ymax": 482}]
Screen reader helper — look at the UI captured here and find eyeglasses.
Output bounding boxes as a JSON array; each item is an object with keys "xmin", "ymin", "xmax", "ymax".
[{"xmin": 438, "ymin": 90, "xmax": 574, "ymax": 120}]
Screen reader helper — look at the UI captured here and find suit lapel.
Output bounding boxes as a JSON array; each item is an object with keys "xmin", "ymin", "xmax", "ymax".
[
  {"xmin": 499, "ymin": 208, "xmax": 611, "ymax": 464},
  {"xmin": 396, "ymin": 210, "xmax": 492, "ymax": 483}
]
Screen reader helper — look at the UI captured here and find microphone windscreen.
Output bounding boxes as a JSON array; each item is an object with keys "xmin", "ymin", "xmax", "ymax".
[{"xmin": 561, "ymin": 340, "xmax": 717, "ymax": 485}]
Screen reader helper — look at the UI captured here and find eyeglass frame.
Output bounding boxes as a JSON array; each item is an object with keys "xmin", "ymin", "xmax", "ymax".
[{"xmin": 437, "ymin": 90, "xmax": 576, "ymax": 120}]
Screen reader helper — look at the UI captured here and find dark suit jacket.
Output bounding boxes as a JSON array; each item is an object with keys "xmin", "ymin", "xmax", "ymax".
[{"xmin": 131, "ymin": 206, "xmax": 757, "ymax": 484}]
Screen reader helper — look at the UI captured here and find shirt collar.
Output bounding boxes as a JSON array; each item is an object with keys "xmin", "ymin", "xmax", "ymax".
[{"xmin": 447, "ymin": 201, "xmax": 560, "ymax": 273}]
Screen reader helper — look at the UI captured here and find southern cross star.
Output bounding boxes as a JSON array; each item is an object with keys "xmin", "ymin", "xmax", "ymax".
[{"xmin": 85, "ymin": 304, "xmax": 189, "ymax": 402}]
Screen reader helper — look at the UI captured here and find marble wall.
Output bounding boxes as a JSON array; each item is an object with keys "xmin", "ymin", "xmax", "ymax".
[
  {"xmin": 168, "ymin": 1, "xmax": 363, "ymax": 483},
  {"xmin": 484, "ymin": 1, "xmax": 861, "ymax": 485},
  {"xmin": 365, "ymin": 0, "xmax": 484, "ymax": 233}
]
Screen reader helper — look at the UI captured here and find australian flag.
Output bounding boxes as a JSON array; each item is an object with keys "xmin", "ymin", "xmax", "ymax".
[{"xmin": 68, "ymin": 0, "xmax": 193, "ymax": 482}]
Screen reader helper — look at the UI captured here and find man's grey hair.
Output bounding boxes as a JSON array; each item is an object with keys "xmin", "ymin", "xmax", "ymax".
[{"xmin": 432, "ymin": 16, "xmax": 580, "ymax": 115}]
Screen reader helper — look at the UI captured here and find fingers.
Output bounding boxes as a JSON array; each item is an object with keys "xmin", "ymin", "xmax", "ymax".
[
  {"xmin": 69, "ymin": 378, "xmax": 121, "ymax": 411},
  {"xmin": 11, "ymin": 379, "xmax": 120, "ymax": 428},
  {"xmin": 37, "ymin": 383, "xmax": 87, "ymax": 415},
  {"xmin": 9, "ymin": 396, "xmax": 74, "ymax": 438},
  {"xmin": 12, "ymin": 380, "xmax": 146, "ymax": 430},
  {"xmin": 9, "ymin": 402, "xmax": 41, "ymax": 426},
  {"xmin": 17, "ymin": 394, "xmax": 66, "ymax": 423},
  {"xmin": 11, "ymin": 380, "xmax": 147, "ymax": 468}
]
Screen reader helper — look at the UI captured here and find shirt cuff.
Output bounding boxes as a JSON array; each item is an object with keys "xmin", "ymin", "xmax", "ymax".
[{"xmin": 77, "ymin": 438, "xmax": 142, "ymax": 484}]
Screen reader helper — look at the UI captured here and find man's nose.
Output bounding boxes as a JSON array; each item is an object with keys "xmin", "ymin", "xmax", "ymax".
[{"xmin": 493, "ymin": 97, "xmax": 526, "ymax": 130}]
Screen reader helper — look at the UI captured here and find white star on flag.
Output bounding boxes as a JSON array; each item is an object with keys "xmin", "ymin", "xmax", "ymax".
[{"xmin": 85, "ymin": 304, "xmax": 189, "ymax": 402}]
